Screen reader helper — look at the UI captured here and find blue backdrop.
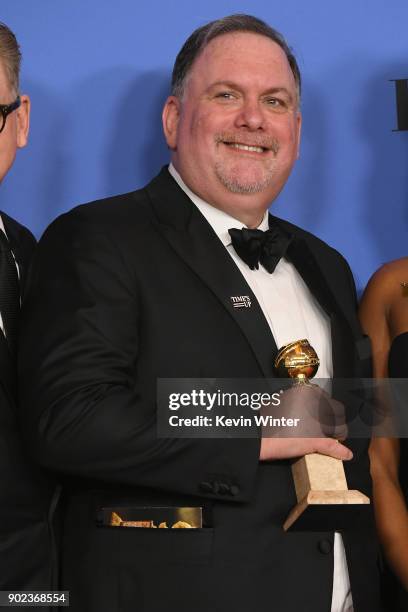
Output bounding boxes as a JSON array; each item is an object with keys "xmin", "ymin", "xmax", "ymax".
[{"xmin": 1, "ymin": 1, "xmax": 407, "ymax": 291}]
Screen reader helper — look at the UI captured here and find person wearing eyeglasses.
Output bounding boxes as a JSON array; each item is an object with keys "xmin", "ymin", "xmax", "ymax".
[{"xmin": 0, "ymin": 22, "xmax": 56, "ymax": 594}]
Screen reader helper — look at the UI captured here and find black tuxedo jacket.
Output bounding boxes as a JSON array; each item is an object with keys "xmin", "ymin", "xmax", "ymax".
[
  {"xmin": 19, "ymin": 169, "xmax": 380, "ymax": 612},
  {"xmin": 0, "ymin": 212, "xmax": 56, "ymax": 592}
]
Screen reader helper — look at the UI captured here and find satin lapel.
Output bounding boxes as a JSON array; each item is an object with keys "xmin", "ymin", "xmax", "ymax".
[
  {"xmin": 0, "ymin": 331, "xmax": 16, "ymax": 404},
  {"xmin": 284, "ymin": 234, "xmax": 356, "ymax": 378},
  {"xmin": 146, "ymin": 169, "xmax": 278, "ymax": 378},
  {"xmin": 2, "ymin": 215, "xmax": 27, "ymax": 291},
  {"xmin": 0, "ymin": 214, "xmax": 17, "ymax": 400}
]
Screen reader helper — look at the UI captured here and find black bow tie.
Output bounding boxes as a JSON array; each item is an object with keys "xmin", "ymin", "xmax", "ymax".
[{"xmin": 228, "ymin": 225, "xmax": 291, "ymax": 273}]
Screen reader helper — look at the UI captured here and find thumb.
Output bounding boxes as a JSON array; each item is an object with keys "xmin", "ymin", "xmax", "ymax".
[{"xmin": 313, "ymin": 438, "xmax": 353, "ymax": 461}]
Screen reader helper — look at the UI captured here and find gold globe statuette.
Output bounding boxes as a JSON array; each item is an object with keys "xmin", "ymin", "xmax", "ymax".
[
  {"xmin": 275, "ymin": 339, "xmax": 320, "ymax": 383},
  {"xmin": 274, "ymin": 339, "xmax": 370, "ymax": 531}
]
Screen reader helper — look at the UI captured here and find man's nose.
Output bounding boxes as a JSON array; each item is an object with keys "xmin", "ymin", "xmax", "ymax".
[{"xmin": 234, "ymin": 98, "xmax": 265, "ymax": 130}]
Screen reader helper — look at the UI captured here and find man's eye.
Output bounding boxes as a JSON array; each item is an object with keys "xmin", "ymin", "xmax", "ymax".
[
  {"xmin": 266, "ymin": 98, "xmax": 283, "ymax": 106},
  {"xmin": 215, "ymin": 92, "xmax": 235, "ymax": 100},
  {"xmin": 265, "ymin": 97, "xmax": 288, "ymax": 111}
]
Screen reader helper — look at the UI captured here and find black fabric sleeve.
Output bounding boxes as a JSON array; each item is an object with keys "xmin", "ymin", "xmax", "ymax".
[{"xmin": 18, "ymin": 211, "xmax": 259, "ymax": 502}]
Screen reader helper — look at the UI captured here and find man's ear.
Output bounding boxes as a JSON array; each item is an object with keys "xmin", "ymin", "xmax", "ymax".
[
  {"xmin": 162, "ymin": 96, "xmax": 180, "ymax": 150},
  {"xmin": 16, "ymin": 94, "xmax": 30, "ymax": 149},
  {"xmin": 295, "ymin": 111, "xmax": 302, "ymax": 159}
]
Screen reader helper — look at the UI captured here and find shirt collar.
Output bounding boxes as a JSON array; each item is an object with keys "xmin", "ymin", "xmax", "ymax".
[{"xmin": 168, "ymin": 163, "xmax": 269, "ymax": 247}]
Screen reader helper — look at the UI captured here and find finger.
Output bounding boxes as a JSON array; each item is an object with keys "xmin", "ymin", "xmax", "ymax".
[
  {"xmin": 332, "ymin": 399, "xmax": 348, "ymax": 440},
  {"xmin": 318, "ymin": 397, "xmax": 347, "ymax": 437},
  {"xmin": 333, "ymin": 422, "xmax": 348, "ymax": 441},
  {"xmin": 313, "ymin": 438, "xmax": 353, "ymax": 461},
  {"xmin": 317, "ymin": 394, "xmax": 336, "ymax": 435}
]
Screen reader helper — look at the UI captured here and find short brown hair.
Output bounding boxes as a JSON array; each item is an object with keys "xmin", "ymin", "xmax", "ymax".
[
  {"xmin": 0, "ymin": 22, "xmax": 21, "ymax": 95},
  {"xmin": 171, "ymin": 14, "xmax": 301, "ymax": 101}
]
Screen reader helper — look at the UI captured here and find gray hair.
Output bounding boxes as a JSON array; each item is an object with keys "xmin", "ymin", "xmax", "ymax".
[
  {"xmin": 0, "ymin": 22, "xmax": 21, "ymax": 95},
  {"xmin": 171, "ymin": 14, "xmax": 301, "ymax": 101}
]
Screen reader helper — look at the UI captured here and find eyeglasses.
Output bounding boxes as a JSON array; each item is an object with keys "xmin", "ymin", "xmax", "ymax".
[{"xmin": 0, "ymin": 96, "xmax": 21, "ymax": 134}]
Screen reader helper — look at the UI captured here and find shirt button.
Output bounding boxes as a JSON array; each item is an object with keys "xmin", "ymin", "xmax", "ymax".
[{"xmin": 318, "ymin": 539, "xmax": 333, "ymax": 554}]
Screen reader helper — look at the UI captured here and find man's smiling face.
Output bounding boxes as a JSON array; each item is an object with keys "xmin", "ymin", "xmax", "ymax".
[{"xmin": 163, "ymin": 31, "xmax": 301, "ymax": 225}]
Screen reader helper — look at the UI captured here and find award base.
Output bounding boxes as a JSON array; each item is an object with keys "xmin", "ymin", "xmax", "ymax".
[{"xmin": 283, "ymin": 453, "xmax": 370, "ymax": 531}]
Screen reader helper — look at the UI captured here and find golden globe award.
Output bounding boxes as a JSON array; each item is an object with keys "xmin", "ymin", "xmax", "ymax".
[{"xmin": 274, "ymin": 339, "xmax": 370, "ymax": 531}]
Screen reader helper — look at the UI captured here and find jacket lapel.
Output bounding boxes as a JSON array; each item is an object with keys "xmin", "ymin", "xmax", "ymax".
[
  {"xmin": 146, "ymin": 168, "xmax": 356, "ymax": 379},
  {"xmin": 0, "ymin": 331, "xmax": 17, "ymax": 404},
  {"xmin": 2, "ymin": 213, "xmax": 28, "ymax": 292},
  {"xmin": 0, "ymin": 214, "xmax": 19, "ymax": 400},
  {"xmin": 146, "ymin": 168, "xmax": 278, "ymax": 378},
  {"xmin": 283, "ymin": 231, "xmax": 356, "ymax": 378}
]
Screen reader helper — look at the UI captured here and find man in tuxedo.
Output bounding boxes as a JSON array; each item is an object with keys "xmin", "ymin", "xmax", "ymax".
[
  {"xmin": 19, "ymin": 14, "xmax": 380, "ymax": 612},
  {"xmin": 0, "ymin": 22, "xmax": 56, "ymax": 591}
]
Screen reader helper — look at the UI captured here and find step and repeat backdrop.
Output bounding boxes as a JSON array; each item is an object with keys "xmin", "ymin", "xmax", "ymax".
[{"xmin": 1, "ymin": 1, "xmax": 407, "ymax": 290}]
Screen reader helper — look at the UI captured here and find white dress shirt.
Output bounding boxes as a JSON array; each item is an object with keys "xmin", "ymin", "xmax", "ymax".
[{"xmin": 169, "ymin": 163, "xmax": 353, "ymax": 612}]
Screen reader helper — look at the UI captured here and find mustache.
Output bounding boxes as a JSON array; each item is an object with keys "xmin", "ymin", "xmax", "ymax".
[{"xmin": 215, "ymin": 132, "xmax": 279, "ymax": 155}]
